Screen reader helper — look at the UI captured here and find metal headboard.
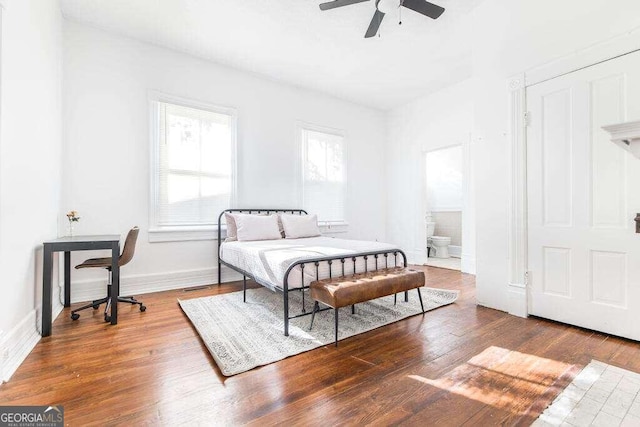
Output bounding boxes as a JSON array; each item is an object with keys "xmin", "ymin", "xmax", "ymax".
[{"xmin": 217, "ymin": 209, "xmax": 308, "ymax": 284}]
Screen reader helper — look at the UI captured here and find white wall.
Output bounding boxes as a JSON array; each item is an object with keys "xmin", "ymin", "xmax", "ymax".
[
  {"xmin": 62, "ymin": 21, "xmax": 388, "ymax": 299},
  {"xmin": 386, "ymin": 79, "xmax": 475, "ymax": 273},
  {"xmin": 387, "ymin": 0, "xmax": 640, "ymax": 311},
  {"xmin": 470, "ymin": 0, "xmax": 640, "ymax": 312},
  {"xmin": 0, "ymin": 0, "xmax": 63, "ymax": 379}
]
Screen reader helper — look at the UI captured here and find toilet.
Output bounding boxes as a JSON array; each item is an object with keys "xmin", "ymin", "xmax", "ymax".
[
  {"xmin": 426, "ymin": 220, "xmax": 452, "ymax": 259},
  {"xmin": 429, "ymin": 236, "xmax": 452, "ymax": 258}
]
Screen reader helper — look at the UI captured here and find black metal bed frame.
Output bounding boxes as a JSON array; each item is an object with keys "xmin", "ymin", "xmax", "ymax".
[{"xmin": 217, "ymin": 208, "xmax": 408, "ymax": 336}]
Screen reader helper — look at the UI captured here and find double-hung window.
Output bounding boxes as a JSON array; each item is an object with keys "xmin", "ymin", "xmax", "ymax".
[
  {"xmin": 150, "ymin": 93, "xmax": 236, "ymax": 241},
  {"xmin": 300, "ymin": 126, "xmax": 346, "ymax": 226}
]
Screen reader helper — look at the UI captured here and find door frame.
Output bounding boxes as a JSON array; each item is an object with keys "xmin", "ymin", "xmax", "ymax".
[
  {"xmin": 506, "ymin": 27, "xmax": 640, "ymax": 318},
  {"xmin": 420, "ymin": 143, "xmax": 467, "ymax": 267},
  {"xmin": 417, "ymin": 136, "xmax": 474, "ymax": 273}
]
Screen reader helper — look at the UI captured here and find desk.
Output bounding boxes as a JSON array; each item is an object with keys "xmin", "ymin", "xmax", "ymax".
[{"xmin": 42, "ymin": 235, "xmax": 121, "ymax": 337}]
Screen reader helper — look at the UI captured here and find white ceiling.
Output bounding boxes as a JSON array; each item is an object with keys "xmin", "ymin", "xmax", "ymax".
[{"xmin": 60, "ymin": 0, "xmax": 483, "ymax": 110}]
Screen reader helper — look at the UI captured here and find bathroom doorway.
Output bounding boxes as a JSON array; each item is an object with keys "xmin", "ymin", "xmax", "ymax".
[{"xmin": 424, "ymin": 145, "xmax": 463, "ymax": 271}]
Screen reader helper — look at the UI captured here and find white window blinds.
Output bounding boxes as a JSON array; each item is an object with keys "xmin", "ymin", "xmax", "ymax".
[
  {"xmin": 154, "ymin": 101, "xmax": 235, "ymax": 227},
  {"xmin": 301, "ymin": 128, "xmax": 346, "ymax": 223}
]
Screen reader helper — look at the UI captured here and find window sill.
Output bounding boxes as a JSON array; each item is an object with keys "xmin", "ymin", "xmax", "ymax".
[
  {"xmin": 148, "ymin": 226, "xmax": 225, "ymax": 243},
  {"xmin": 319, "ymin": 221, "xmax": 349, "ymax": 235}
]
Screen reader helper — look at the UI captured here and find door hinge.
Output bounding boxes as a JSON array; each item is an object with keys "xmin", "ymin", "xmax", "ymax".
[{"xmin": 524, "ymin": 111, "xmax": 531, "ymax": 127}]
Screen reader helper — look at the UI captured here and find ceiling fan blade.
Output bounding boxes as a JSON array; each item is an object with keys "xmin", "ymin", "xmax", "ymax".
[
  {"xmin": 401, "ymin": 0, "xmax": 445, "ymax": 19},
  {"xmin": 319, "ymin": 0, "xmax": 369, "ymax": 11},
  {"xmin": 364, "ymin": 9, "xmax": 385, "ymax": 38}
]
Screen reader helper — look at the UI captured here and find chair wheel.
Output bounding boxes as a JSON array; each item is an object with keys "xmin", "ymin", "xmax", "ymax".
[
  {"xmin": 104, "ymin": 314, "xmax": 111, "ymax": 323},
  {"xmin": 140, "ymin": 305, "xmax": 146, "ymax": 312},
  {"xmin": 71, "ymin": 313, "xmax": 80, "ymax": 320},
  {"xmin": 92, "ymin": 304, "xmax": 100, "ymax": 310}
]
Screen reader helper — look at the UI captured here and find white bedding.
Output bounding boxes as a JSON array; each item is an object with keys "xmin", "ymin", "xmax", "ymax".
[{"xmin": 219, "ymin": 237, "xmax": 402, "ymax": 291}]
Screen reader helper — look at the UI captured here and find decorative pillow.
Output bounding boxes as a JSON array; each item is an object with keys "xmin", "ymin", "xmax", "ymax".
[
  {"xmin": 280, "ymin": 214, "xmax": 321, "ymax": 239},
  {"xmin": 235, "ymin": 214, "xmax": 282, "ymax": 242},
  {"xmin": 224, "ymin": 213, "xmax": 238, "ymax": 242}
]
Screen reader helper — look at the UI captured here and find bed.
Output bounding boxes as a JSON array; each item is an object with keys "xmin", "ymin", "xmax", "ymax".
[{"xmin": 217, "ymin": 209, "xmax": 408, "ymax": 336}]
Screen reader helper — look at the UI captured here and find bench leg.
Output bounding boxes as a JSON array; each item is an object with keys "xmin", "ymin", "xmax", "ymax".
[
  {"xmin": 393, "ymin": 292, "xmax": 409, "ymax": 305},
  {"xmin": 351, "ymin": 304, "xmax": 355, "ymax": 314},
  {"xmin": 309, "ymin": 301, "xmax": 319, "ymax": 330},
  {"xmin": 334, "ymin": 308, "xmax": 339, "ymax": 347},
  {"xmin": 417, "ymin": 288, "xmax": 425, "ymax": 313},
  {"xmin": 243, "ymin": 276, "xmax": 248, "ymax": 303}
]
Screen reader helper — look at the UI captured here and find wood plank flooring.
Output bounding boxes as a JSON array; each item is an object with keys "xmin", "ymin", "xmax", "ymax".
[{"xmin": 1, "ymin": 266, "xmax": 639, "ymax": 425}]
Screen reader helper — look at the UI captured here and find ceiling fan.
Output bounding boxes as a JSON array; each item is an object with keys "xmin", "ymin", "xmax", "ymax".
[{"xmin": 319, "ymin": 0, "xmax": 445, "ymax": 38}]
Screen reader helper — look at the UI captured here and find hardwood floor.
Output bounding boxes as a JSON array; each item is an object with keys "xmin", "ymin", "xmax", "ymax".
[{"xmin": 2, "ymin": 266, "xmax": 640, "ymax": 425}]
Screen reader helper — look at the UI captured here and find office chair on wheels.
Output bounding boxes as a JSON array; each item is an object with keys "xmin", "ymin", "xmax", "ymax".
[{"xmin": 70, "ymin": 226, "xmax": 146, "ymax": 323}]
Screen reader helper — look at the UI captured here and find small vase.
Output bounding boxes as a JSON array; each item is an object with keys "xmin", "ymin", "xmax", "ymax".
[{"xmin": 68, "ymin": 221, "xmax": 74, "ymax": 237}]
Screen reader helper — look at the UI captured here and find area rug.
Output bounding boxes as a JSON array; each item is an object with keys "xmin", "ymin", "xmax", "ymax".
[
  {"xmin": 534, "ymin": 360, "xmax": 640, "ymax": 426},
  {"xmin": 178, "ymin": 286, "xmax": 458, "ymax": 376}
]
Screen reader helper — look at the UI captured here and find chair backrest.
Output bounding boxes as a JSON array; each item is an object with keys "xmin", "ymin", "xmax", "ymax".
[{"xmin": 119, "ymin": 227, "xmax": 139, "ymax": 267}]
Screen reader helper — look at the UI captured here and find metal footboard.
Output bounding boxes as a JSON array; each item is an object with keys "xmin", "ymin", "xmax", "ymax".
[
  {"xmin": 216, "ymin": 208, "xmax": 407, "ymax": 336},
  {"xmin": 281, "ymin": 249, "xmax": 407, "ymax": 336}
]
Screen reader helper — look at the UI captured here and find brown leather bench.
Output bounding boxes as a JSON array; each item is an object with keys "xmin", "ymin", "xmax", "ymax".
[{"xmin": 309, "ymin": 267, "xmax": 426, "ymax": 346}]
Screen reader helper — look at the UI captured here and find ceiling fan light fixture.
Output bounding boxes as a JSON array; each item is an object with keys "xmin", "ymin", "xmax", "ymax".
[{"xmin": 376, "ymin": 0, "xmax": 399, "ymax": 14}]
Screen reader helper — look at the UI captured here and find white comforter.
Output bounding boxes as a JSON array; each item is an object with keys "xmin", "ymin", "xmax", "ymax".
[{"xmin": 219, "ymin": 237, "xmax": 401, "ymax": 291}]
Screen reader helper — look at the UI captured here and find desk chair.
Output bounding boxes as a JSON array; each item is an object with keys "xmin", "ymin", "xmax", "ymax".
[{"xmin": 70, "ymin": 227, "xmax": 146, "ymax": 323}]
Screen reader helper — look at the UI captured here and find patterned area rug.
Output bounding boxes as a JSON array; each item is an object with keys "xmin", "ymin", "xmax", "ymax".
[{"xmin": 179, "ymin": 286, "xmax": 458, "ymax": 376}]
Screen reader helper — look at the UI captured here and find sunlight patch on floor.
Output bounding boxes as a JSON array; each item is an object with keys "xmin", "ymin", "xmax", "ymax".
[{"xmin": 408, "ymin": 346, "xmax": 575, "ymax": 415}]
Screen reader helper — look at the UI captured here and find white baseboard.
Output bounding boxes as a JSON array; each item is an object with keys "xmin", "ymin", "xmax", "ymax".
[
  {"xmin": 0, "ymin": 271, "xmax": 65, "ymax": 382},
  {"xmin": 69, "ymin": 266, "xmax": 244, "ymax": 303},
  {"xmin": 0, "ymin": 310, "xmax": 41, "ymax": 382},
  {"xmin": 448, "ymin": 245, "xmax": 462, "ymax": 258},
  {"xmin": 508, "ymin": 282, "xmax": 528, "ymax": 318},
  {"xmin": 0, "ymin": 266, "xmax": 245, "ymax": 382}
]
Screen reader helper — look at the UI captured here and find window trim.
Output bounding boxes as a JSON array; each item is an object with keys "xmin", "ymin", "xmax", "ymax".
[
  {"xmin": 296, "ymin": 121, "xmax": 348, "ymax": 229},
  {"xmin": 148, "ymin": 91, "xmax": 237, "ymax": 242}
]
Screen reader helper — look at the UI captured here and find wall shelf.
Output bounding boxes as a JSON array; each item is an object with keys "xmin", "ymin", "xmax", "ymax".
[{"xmin": 603, "ymin": 120, "xmax": 640, "ymax": 159}]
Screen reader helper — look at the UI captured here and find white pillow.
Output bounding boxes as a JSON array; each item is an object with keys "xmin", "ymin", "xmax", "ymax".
[
  {"xmin": 281, "ymin": 214, "xmax": 321, "ymax": 239},
  {"xmin": 234, "ymin": 214, "xmax": 282, "ymax": 242},
  {"xmin": 224, "ymin": 212, "xmax": 238, "ymax": 242}
]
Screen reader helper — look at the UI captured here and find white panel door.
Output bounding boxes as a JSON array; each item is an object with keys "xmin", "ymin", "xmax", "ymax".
[{"xmin": 527, "ymin": 51, "xmax": 640, "ymax": 340}]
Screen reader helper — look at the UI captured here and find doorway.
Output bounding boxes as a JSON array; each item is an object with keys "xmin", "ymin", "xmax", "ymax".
[{"xmin": 424, "ymin": 145, "xmax": 463, "ymax": 271}]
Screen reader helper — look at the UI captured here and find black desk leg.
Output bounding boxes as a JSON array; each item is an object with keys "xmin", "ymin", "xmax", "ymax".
[
  {"xmin": 64, "ymin": 251, "xmax": 71, "ymax": 307},
  {"xmin": 110, "ymin": 243, "xmax": 119, "ymax": 325},
  {"xmin": 42, "ymin": 246, "xmax": 53, "ymax": 337}
]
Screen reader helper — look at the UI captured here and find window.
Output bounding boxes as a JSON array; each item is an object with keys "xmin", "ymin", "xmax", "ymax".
[
  {"xmin": 301, "ymin": 126, "xmax": 346, "ymax": 225},
  {"xmin": 150, "ymin": 93, "xmax": 236, "ymax": 241},
  {"xmin": 425, "ymin": 145, "xmax": 463, "ymax": 211}
]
